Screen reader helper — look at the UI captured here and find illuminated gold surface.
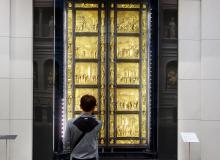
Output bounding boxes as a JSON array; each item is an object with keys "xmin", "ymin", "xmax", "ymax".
[
  {"xmin": 117, "ymin": 4, "xmax": 140, "ymax": 8},
  {"xmin": 75, "ymin": 88, "xmax": 98, "ymax": 111},
  {"xmin": 117, "ymin": 63, "xmax": 139, "ymax": 85},
  {"xmin": 141, "ymin": 8, "xmax": 148, "ymax": 140},
  {"xmin": 67, "ymin": 8, "xmax": 73, "ymax": 120},
  {"xmin": 75, "ymin": 63, "xmax": 98, "ymax": 85},
  {"xmin": 75, "ymin": 37, "xmax": 98, "ymax": 59},
  {"xmin": 75, "ymin": 3, "xmax": 98, "ymax": 8},
  {"xmin": 117, "ymin": 11, "xmax": 139, "ymax": 33},
  {"xmin": 117, "ymin": 114, "xmax": 139, "ymax": 137},
  {"xmin": 109, "ymin": 10, "xmax": 115, "ymax": 135},
  {"xmin": 76, "ymin": 11, "xmax": 98, "ymax": 32},
  {"xmin": 117, "ymin": 37, "xmax": 139, "ymax": 59},
  {"xmin": 68, "ymin": 2, "xmax": 72, "ymax": 8},
  {"xmin": 66, "ymin": 2, "xmax": 150, "ymax": 145},
  {"xmin": 110, "ymin": 115, "xmax": 114, "ymax": 137},
  {"xmin": 142, "ymin": 111, "xmax": 147, "ymax": 138},
  {"xmin": 100, "ymin": 18, "xmax": 105, "ymax": 111},
  {"xmin": 100, "ymin": 114, "xmax": 105, "ymax": 138},
  {"xmin": 116, "ymin": 140, "xmax": 139, "ymax": 144},
  {"xmin": 117, "ymin": 89, "xmax": 139, "ymax": 111}
]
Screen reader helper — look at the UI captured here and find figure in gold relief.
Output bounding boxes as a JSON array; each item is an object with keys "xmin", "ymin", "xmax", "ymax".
[
  {"xmin": 75, "ymin": 37, "xmax": 98, "ymax": 59},
  {"xmin": 117, "ymin": 63, "xmax": 139, "ymax": 85},
  {"xmin": 117, "ymin": 12, "xmax": 139, "ymax": 33},
  {"xmin": 117, "ymin": 115, "xmax": 139, "ymax": 137},
  {"xmin": 75, "ymin": 63, "xmax": 98, "ymax": 85},
  {"xmin": 76, "ymin": 11, "xmax": 98, "ymax": 32},
  {"xmin": 117, "ymin": 37, "xmax": 139, "ymax": 59}
]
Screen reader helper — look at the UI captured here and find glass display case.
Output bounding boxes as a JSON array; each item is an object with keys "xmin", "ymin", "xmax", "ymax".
[{"xmin": 64, "ymin": 0, "xmax": 151, "ymax": 147}]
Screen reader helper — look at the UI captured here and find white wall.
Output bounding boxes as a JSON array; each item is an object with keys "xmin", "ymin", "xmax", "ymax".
[
  {"xmin": 179, "ymin": 0, "xmax": 220, "ymax": 159},
  {"xmin": 0, "ymin": 0, "xmax": 33, "ymax": 160}
]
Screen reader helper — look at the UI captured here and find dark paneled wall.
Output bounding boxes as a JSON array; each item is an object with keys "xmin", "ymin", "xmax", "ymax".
[
  {"xmin": 33, "ymin": 1, "xmax": 54, "ymax": 160},
  {"xmin": 158, "ymin": 0, "xmax": 178, "ymax": 159}
]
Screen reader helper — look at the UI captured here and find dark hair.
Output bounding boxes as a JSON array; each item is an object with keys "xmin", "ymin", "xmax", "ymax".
[{"xmin": 80, "ymin": 94, "xmax": 97, "ymax": 112}]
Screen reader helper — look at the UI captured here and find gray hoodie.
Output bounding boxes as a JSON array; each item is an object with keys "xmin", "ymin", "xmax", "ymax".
[{"xmin": 63, "ymin": 114, "xmax": 102, "ymax": 160}]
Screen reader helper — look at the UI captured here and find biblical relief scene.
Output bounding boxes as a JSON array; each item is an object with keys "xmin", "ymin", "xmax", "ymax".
[
  {"xmin": 117, "ymin": 37, "xmax": 139, "ymax": 59},
  {"xmin": 75, "ymin": 37, "xmax": 98, "ymax": 59},
  {"xmin": 117, "ymin": 114, "xmax": 139, "ymax": 137},
  {"xmin": 117, "ymin": 11, "xmax": 139, "ymax": 33},
  {"xmin": 117, "ymin": 63, "xmax": 139, "ymax": 85},
  {"xmin": 76, "ymin": 11, "xmax": 98, "ymax": 32},
  {"xmin": 117, "ymin": 89, "xmax": 139, "ymax": 111},
  {"xmin": 75, "ymin": 63, "xmax": 98, "ymax": 85}
]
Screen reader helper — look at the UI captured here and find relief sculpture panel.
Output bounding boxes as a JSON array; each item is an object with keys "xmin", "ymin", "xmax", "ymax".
[
  {"xmin": 117, "ymin": 37, "xmax": 139, "ymax": 59},
  {"xmin": 117, "ymin": 114, "xmax": 139, "ymax": 137},
  {"xmin": 117, "ymin": 89, "xmax": 139, "ymax": 111},
  {"xmin": 75, "ymin": 37, "xmax": 98, "ymax": 59},
  {"xmin": 76, "ymin": 11, "xmax": 98, "ymax": 32},
  {"xmin": 117, "ymin": 11, "xmax": 139, "ymax": 33},
  {"xmin": 117, "ymin": 63, "xmax": 139, "ymax": 85},
  {"xmin": 75, "ymin": 63, "xmax": 98, "ymax": 85}
]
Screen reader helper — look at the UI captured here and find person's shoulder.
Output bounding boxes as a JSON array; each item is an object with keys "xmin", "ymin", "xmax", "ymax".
[
  {"xmin": 94, "ymin": 118, "xmax": 102, "ymax": 128},
  {"xmin": 66, "ymin": 118, "xmax": 77, "ymax": 127},
  {"xmin": 91, "ymin": 116, "xmax": 101, "ymax": 124}
]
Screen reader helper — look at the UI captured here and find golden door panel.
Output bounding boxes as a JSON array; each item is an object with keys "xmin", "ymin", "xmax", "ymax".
[
  {"xmin": 117, "ymin": 114, "xmax": 139, "ymax": 137},
  {"xmin": 117, "ymin": 11, "xmax": 139, "ymax": 33},
  {"xmin": 66, "ymin": 1, "xmax": 150, "ymax": 146},
  {"xmin": 75, "ymin": 10, "xmax": 98, "ymax": 32},
  {"xmin": 75, "ymin": 63, "xmax": 98, "ymax": 85},
  {"xmin": 117, "ymin": 37, "xmax": 139, "ymax": 59},
  {"xmin": 75, "ymin": 88, "xmax": 98, "ymax": 111},
  {"xmin": 75, "ymin": 37, "xmax": 98, "ymax": 59},
  {"xmin": 117, "ymin": 63, "xmax": 139, "ymax": 85},
  {"xmin": 117, "ymin": 89, "xmax": 139, "ymax": 111}
]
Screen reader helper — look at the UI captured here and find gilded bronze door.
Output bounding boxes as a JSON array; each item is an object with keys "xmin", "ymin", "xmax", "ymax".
[{"xmin": 65, "ymin": 0, "xmax": 150, "ymax": 147}]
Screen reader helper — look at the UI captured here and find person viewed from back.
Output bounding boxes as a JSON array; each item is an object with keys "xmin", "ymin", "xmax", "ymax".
[{"xmin": 63, "ymin": 94, "xmax": 102, "ymax": 160}]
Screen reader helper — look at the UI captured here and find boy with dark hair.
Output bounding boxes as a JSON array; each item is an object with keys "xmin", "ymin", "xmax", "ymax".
[{"xmin": 63, "ymin": 95, "xmax": 102, "ymax": 160}]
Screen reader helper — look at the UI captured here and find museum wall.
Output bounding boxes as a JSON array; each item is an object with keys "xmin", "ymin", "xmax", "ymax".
[
  {"xmin": 0, "ymin": 0, "xmax": 33, "ymax": 160},
  {"xmin": 178, "ymin": 0, "xmax": 220, "ymax": 159}
]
